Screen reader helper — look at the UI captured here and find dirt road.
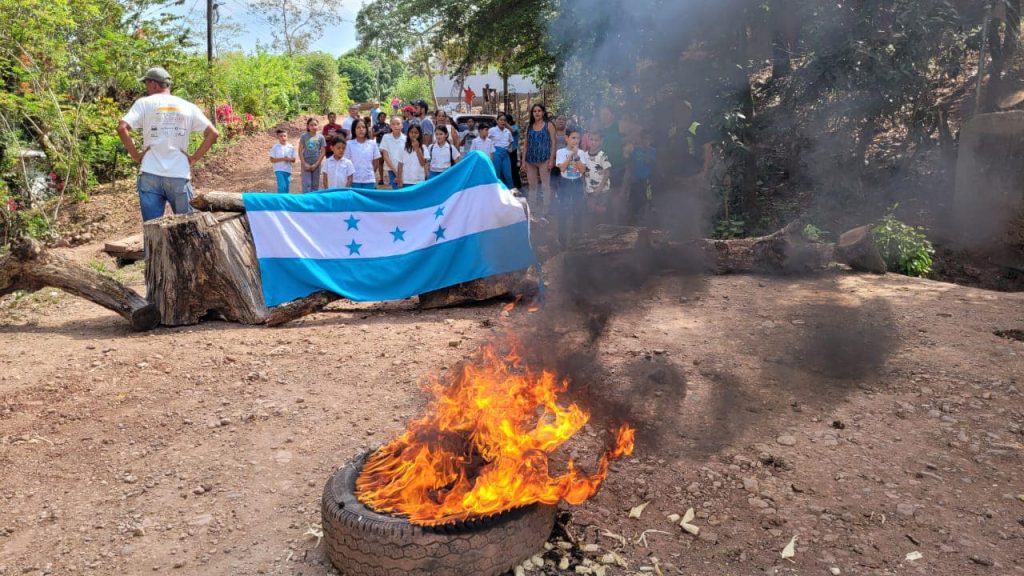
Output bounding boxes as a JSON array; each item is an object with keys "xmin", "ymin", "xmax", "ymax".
[{"xmin": 1, "ymin": 124, "xmax": 1022, "ymax": 576}]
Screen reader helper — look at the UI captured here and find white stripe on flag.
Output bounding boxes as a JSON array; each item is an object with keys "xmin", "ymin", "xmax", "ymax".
[{"xmin": 247, "ymin": 183, "xmax": 526, "ymax": 260}]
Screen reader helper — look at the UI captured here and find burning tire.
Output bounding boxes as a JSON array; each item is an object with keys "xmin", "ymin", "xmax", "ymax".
[{"xmin": 321, "ymin": 451, "xmax": 558, "ymax": 576}]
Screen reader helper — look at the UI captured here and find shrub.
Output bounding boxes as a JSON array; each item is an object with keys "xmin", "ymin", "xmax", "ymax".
[{"xmin": 872, "ymin": 207, "xmax": 934, "ymax": 277}]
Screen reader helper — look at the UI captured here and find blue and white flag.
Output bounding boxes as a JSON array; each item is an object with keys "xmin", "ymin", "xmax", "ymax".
[{"xmin": 244, "ymin": 151, "xmax": 535, "ymax": 307}]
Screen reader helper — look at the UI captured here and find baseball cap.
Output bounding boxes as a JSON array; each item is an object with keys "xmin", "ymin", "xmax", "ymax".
[
  {"xmin": 402, "ymin": 105, "xmax": 415, "ymax": 112},
  {"xmin": 139, "ymin": 67, "xmax": 172, "ymax": 85}
]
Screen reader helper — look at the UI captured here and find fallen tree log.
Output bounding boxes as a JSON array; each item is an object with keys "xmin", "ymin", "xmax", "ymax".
[
  {"xmin": 0, "ymin": 237, "xmax": 159, "ymax": 331},
  {"xmin": 1, "ymin": 191, "xmax": 883, "ymax": 331}
]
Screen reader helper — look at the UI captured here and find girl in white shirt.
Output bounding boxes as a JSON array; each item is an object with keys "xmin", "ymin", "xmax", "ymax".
[
  {"xmin": 427, "ymin": 125, "xmax": 461, "ymax": 178},
  {"xmin": 344, "ymin": 119, "xmax": 382, "ymax": 189},
  {"xmin": 396, "ymin": 124, "xmax": 428, "ymax": 187},
  {"xmin": 321, "ymin": 136, "xmax": 355, "ymax": 189}
]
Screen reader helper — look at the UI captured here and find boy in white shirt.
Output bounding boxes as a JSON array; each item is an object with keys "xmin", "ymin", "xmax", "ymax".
[
  {"xmin": 488, "ymin": 114, "xmax": 515, "ymax": 189},
  {"xmin": 378, "ymin": 117, "xmax": 407, "ymax": 190},
  {"xmin": 469, "ymin": 124, "xmax": 495, "ymax": 161},
  {"xmin": 426, "ymin": 126, "xmax": 461, "ymax": 178},
  {"xmin": 555, "ymin": 128, "xmax": 589, "ymax": 248},
  {"xmin": 322, "ymin": 137, "xmax": 355, "ymax": 189},
  {"xmin": 584, "ymin": 131, "xmax": 612, "ymax": 218},
  {"xmin": 269, "ymin": 129, "xmax": 296, "ymax": 193}
]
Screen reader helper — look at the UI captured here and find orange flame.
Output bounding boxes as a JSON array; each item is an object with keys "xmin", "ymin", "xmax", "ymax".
[{"xmin": 355, "ymin": 343, "xmax": 634, "ymax": 526}]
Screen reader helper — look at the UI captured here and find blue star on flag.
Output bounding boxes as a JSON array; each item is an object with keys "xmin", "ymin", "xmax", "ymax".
[
  {"xmin": 390, "ymin": 227, "xmax": 406, "ymax": 242},
  {"xmin": 433, "ymin": 225, "xmax": 446, "ymax": 241},
  {"xmin": 346, "ymin": 239, "xmax": 362, "ymax": 255},
  {"xmin": 434, "ymin": 206, "xmax": 445, "ymax": 219},
  {"xmin": 345, "ymin": 214, "xmax": 360, "ymax": 230}
]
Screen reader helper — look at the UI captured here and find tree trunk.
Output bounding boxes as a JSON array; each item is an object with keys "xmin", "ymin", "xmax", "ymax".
[
  {"xmin": 144, "ymin": 212, "xmax": 268, "ymax": 325},
  {"xmin": 0, "ymin": 237, "xmax": 159, "ymax": 331}
]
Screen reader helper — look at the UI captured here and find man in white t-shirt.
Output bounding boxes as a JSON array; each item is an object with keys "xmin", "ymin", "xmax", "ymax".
[
  {"xmin": 341, "ymin": 105, "xmax": 360, "ymax": 134},
  {"xmin": 116, "ymin": 67, "xmax": 219, "ymax": 222}
]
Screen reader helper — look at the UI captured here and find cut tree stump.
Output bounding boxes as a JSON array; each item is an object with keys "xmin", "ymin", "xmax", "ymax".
[
  {"xmin": 835, "ymin": 225, "xmax": 887, "ymax": 273},
  {"xmin": 145, "ymin": 212, "xmax": 268, "ymax": 325},
  {"xmin": 0, "ymin": 237, "xmax": 159, "ymax": 331}
]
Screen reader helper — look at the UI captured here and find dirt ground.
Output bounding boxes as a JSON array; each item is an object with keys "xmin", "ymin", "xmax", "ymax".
[{"xmin": 2, "ymin": 124, "xmax": 1023, "ymax": 576}]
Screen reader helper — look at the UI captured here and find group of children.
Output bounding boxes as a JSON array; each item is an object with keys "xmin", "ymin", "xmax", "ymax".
[{"xmin": 268, "ymin": 105, "xmax": 665, "ymax": 250}]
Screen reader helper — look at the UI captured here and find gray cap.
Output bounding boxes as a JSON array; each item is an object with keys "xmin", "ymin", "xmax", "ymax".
[{"xmin": 139, "ymin": 67, "xmax": 172, "ymax": 85}]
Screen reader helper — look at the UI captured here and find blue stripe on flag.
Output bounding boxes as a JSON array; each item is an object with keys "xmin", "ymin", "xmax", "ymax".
[
  {"xmin": 243, "ymin": 150, "xmax": 502, "ymax": 213},
  {"xmin": 257, "ymin": 222, "xmax": 534, "ymax": 306}
]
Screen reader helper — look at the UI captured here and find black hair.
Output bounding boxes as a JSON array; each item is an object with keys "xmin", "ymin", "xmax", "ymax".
[
  {"xmin": 275, "ymin": 128, "xmax": 286, "ymax": 135},
  {"xmin": 350, "ymin": 119, "xmax": 368, "ymax": 140},
  {"xmin": 377, "ymin": 111, "xmax": 387, "ymax": 122},
  {"xmin": 435, "ymin": 125, "xmax": 449, "ymax": 136},
  {"xmin": 306, "ymin": 117, "xmax": 318, "ymax": 128},
  {"xmin": 565, "ymin": 127, "xmax": 579, "ymax": 137},
  {"xmin": 405, "ymin": 124, "xmax": 422, "ymax": 153},
  {"xmin": 329, "ymin": 135, "xmax": 347, "ymax": 148},
  {"xmin": 327, "ymin": 111, "xmax": 337, "ymax": 118},
  {"xmin": 530, "ymin": 103, "xmax": 549, "ymax": 122}
]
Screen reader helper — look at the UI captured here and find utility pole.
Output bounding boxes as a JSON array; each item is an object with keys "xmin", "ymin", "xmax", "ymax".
[{"xmin": 207, "ymin": 0, "xmax": 216, "ymax": 124}]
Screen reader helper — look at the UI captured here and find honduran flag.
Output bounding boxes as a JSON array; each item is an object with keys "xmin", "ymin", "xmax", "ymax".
[{"xmin": 244, "ymin": 151, "xmax": 535, "ymax": 307}]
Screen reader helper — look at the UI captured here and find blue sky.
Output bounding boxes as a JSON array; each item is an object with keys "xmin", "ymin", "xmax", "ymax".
[{"xmin": 173, "ymin": 0, "xmax": 360, "ymax": 56}]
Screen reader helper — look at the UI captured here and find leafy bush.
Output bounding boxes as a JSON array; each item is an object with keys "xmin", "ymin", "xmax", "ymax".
[
  {"xmin": 872, "ymin": 207, "xmax": 934, "ymax": 277},
  {"xmin": 395, "ymin": 75, "xmax": 433, "ymax": 107}
]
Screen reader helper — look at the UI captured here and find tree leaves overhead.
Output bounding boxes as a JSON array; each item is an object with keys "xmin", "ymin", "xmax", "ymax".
[{"xmin": 354, "ymin": 0, "xmax": 555, "ymax": 83}]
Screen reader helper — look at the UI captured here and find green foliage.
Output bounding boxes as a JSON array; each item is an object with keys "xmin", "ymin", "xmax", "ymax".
[
  {"xmin": 802, "ymin": 223, "xmax": 825, "ymax": 242},
  {"xmin": 872, "ymin": 207, "xmax": 934, "ymax": 277},
  {"xmin": 337, "ymin": 52, "xmax": 376, "ymax": 103},
  {"xmin": 713, "ymin": 218, "xmax": 745, "ymax": 240},
  {"xmin": 299, "ymin": 52, "xmax": 346, "ymax": 114},
  {"xmin": 395, "ymin": 75, "xmax": 433, "ymax": 107}
]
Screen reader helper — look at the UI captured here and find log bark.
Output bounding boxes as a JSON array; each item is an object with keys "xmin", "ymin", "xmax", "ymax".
[
  {"xmin": 144, "ymin": 212, "xmax": 268, "ymax": 325},
  {"xmin": 265, "ymin": 291, "xmax": 342, "ymax": 327},
  {"xmin": 418, "ymin": 271, "xmax": 535, "ymax": 310},
  {"xmin": 191, "ymin": 191, "xmax": 246, "ymax": 213},
  {"xmin": 0, "ymin": 238, "xmax": 159, "ymax": 331}
]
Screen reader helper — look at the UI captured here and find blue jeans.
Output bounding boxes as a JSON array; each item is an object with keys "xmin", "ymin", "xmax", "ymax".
[
  {"xmin": 557, "ymin": 177, "xmax": 585, "ymax": 248},
  {"xmin": 493, "ymin": 148, "xmax": 513, "ymax": 189},
  {"xmin": 351, "ymin": 182, "xmax": 376, "ymax": 190},
  {"xmin": 387, "ymin": 170, "xmax": 398, "ymax": 190},
  {"xmin": 137, "ymin": 173, "xmax": 194, "ymax": 222},
  {"xmin": 275, "ymin": 171, "xmax": 291, "ymax": 194}
]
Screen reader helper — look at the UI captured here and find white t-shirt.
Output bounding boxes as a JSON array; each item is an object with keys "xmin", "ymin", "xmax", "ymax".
[
  {"xmin": 378, "ymin": 132, "xmax": 407, "ymax": 170},
  {"xmin": 323, "ymin": 156, "xmax": 355, "ymax": 189},
  {"xmin": 342, "ymin": 116, "xmax": 357, "ymax": 133},
  {"xmin": 470, "ymin": 138, "xmax": 495, "ymax": 157},
  {"xmin": 397, "ymin": 148, "xmax": 427, "ymax": 184},
  {"xmin": 344, "ymin": 139, "xmax": 382, "ymax": 183},
  {"xmin": 427, "ymin": 142, "xmax": 461, "ymax": 173},
  {"xmin": 121, "ymin": 93, "xmax": 212, "ymax": 179},
  {"xmin": 270, "ymin": 143, "xmax": 295, "ymax": 173},
  {"xmin": 489, "ymin": 127, "xmax": 512, "ymax": 150},
  {"xmin": 556, "ymin": 148, "xmax": 590, "ymax": 180}
]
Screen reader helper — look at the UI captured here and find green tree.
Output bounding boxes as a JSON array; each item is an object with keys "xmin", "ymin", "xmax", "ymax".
[
  {"xmin": 337, "ymin": 52, "xmax": 376, "ymax": 103},
  {"xmin": 395, "ymin": 75, "xmax": 432, "ymax": 106},
  {"xmin": 300, "ymin": 52, "xmax": 346, "ymax": 113},
  {"xmin": 247, "ymin": 0, "xmax": 345, "ymax": 56}
]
